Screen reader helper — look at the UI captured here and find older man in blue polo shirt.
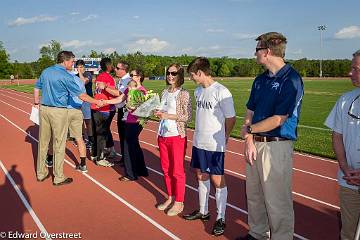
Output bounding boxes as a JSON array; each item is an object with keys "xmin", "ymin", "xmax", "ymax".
[
  {"xmin": 34, "ymin": 51, "xmax": 101, "ymax": 186},
  {"xmin": 238, "ymin": 32, "xmax": 304, "ymax": 240}
]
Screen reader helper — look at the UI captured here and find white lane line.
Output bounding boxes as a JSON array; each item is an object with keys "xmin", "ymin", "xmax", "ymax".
[
  {"xmin": 0, "ymin": 160, "xmax": 52, "ymax": 240},
  {"xmin": 0, "ymin": 93, "xmax": 33, "ymax": 106},
  {"xmin": 136, "ymin": 129, "xmax": 338, "ymax": 182},
  {"xmin": 0, "ymin": 97, "xmax": 338, "ymax": 184},
  {"xmin": 0, "ymin": 92, "xmax": 339, "ymax": 183},
  {"xmin": 0, "ymin": 97, "xmax": 340, "ymax": 202},
  {"xmin": 110, "ymin": 132, "xmax": 340, "ymax": 210},
  {"xmin": 0, "ymin": 89, "xmax": 336, "ymax": 164},
  {"xmin": 0, "ymin": 113, "xmax": 180, "ymax": 240},
  {"xmin": 0, "ymin": 105, "xmax": 312, "ymax": 240}
]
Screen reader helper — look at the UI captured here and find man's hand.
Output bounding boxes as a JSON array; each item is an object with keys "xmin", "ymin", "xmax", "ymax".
[
  {"xmin": 33, "ymin": 103, "xmax": 40, "ymax": 109},
  {"xmin": 97, "ymin": 82, "xmax": 106, "ymax": 90},
  {"xmin": 96, "ymin": 99, "xmax": 104, "ymax": 108},
  {"xmin": 343, "ymin": 169, "xmax": 360, "ymax": 186},
  {"xmin": 241, "ymin": 125, "xmax": 250, "ymax": 139},
  {"xmin": 244, "ymin": 137, "xmax": 256, "ymax": 165}
]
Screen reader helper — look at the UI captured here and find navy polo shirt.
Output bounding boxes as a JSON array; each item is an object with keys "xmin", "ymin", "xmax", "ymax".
[
  {"xmin": 246, "ymin": 64, "xmax": 304, "ymax": 140},
  {"xmin": 35, "ymin": 64, "xmax": 84, "ymax": 108}
]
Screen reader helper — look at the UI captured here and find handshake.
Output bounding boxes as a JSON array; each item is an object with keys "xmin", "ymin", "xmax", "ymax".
[{"xmin": 95, "ymin": 99, "xmax": 108, "ymax": 108}]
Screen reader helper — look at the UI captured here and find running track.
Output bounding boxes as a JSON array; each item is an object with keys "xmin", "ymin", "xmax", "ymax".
[{"xmin": 0, "ymin": 88, "xmax": 340, "ymax": 240}]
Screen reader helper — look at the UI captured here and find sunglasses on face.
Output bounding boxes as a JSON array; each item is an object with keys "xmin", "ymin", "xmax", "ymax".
[
  {"xmin": 130, "ymin": 73, "xmax": 139, "ymax": 77},
  {"xmin": 348, "ymin": 94, "xmax": 360, "ymax": 119},
  {"xmin": 166, "ymin": 71, "xmax": 178, "ymax": 76},
  {"xmin": 115, "ymin": 66, "xmax": 124, "ymax": 70},
  {"xmin": 256, "ymin": 47, "xmax": 268, "ymax": 53}
]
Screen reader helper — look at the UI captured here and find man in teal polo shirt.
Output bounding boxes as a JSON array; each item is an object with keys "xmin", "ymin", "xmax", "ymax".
[{"xmin": 34, "ymin": 51, "xmax": 101, "ymax": 186}]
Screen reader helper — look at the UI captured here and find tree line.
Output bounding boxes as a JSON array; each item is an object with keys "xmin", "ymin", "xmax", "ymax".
[{"xmin": 0, "ymin": 40, "xmax": 351, "ymax": 79}]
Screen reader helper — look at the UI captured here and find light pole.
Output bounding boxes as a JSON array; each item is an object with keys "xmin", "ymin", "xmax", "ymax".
[{"xmin": 318, "ymin": 25, "xmax": 326, "ymax": 78}]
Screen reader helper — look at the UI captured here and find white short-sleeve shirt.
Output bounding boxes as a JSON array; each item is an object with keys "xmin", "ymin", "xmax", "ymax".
[
  {"xmin": 325, "ymin": 87, "xmax": 360, "ymax": 190},
  {"xmin": 193, "ymin": 81, "xmax": 235, "ymax": 152}
]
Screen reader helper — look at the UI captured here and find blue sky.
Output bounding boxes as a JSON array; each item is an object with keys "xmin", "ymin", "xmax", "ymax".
[{"xmin": 1, "ymin": 0, "xmax": 359, "ymax": 62}]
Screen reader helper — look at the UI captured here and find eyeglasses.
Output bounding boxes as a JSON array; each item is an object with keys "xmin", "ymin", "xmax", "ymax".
[
  {"xmin": 115, "ymin": 66, "xmax": 125, "ymax": 70},
  {"xmin": 348, "ymin": 94, "xmax": 360, "ymax": 119},
  {"xmin": 130, "ymin": 73, "xmax": 139, "ymax": 77},
  {"xmin": 256, "ymin": 47, "xmax": 268, "ymax": 53},
  {"xmin": 166, "ymin": 71, "xmax": 178, "ymax": 76}
]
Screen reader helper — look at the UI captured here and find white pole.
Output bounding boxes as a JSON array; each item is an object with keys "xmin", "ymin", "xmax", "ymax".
[
  {"xmin": 320, "ymin": 29, "xmax": 323, "ymax": 78},
  {"xmin": 355, "ymin": 214, "xmax": 360, "ymax": 240}
]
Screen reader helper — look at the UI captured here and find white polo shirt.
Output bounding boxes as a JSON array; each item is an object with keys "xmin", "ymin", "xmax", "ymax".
[
  {"xmin": 116, "ymin": 73, "xmax": 131, "ymax": 109},
  {"xmin": 325, "ymin": 87, "xmax": 360, "ymax": 190},
  {"xmin": 193, "ymin": 81, "xmax": 235, "ymax": 152}
]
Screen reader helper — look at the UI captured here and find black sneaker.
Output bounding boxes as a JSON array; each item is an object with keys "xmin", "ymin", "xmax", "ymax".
[
  {"xmin": 212, "ymin": 218, "xmax": 226, "ymax": 236},
  {"xmin": 182, "ymin": 210, "xmax": 210, "ymax": 221},
  {"xmin": 45, "ymin": 155, "xmax": 53, "ymax": 167}
]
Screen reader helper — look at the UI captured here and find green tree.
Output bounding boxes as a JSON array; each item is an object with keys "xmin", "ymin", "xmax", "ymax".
[
  {"xmin": 218, "ymin": 63, "xmax": 231, "ymax": 77},
  {"xmin": 39, "ymin": 40, "xmax": 62, "ymax": 63},
  {"xmin": 0, "ymin": 41, "xmax": 13, "ymax": 79}
]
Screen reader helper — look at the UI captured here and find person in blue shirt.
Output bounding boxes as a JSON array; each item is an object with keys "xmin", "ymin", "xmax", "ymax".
[
  {"xmin": 67, "ymin": 68, "xmax": 88, "ymax": 173},
  {"xmin": 237, "ymin": 32, "xmax": 304, "ymax": 240},
  {"xmin": 34, "ymin": 51, "xmax": 102, "ymax": 186}
]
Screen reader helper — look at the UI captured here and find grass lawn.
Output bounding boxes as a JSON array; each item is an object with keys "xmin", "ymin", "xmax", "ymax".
[{"xmin": 1, "ymin": 78, "xmax": 354, "ymax": 159}]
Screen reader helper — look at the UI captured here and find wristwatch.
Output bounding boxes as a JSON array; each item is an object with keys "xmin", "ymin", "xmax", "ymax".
[{"xmin": 246, "ymin": 125, "xmax": 253, "ymax": 134}]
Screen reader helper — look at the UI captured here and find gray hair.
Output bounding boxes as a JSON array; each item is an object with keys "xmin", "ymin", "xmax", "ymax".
[{"xmin": 353, "ymin": 50, "xmax": 360, "ymax": 57}]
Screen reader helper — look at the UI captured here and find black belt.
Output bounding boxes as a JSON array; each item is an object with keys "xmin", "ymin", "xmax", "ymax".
[
  {"xmin": 41, "ymin": 104, "xmax": 66, "ymax": 108},
  {"xmin": 253, "ymin": 135, "xmax": 288, "ymax": 142}
]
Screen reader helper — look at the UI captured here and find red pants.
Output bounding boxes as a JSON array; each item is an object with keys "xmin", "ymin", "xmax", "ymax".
[{"xmin": 158, "ymin": 135, "xmax": 187, "ymax": 202}]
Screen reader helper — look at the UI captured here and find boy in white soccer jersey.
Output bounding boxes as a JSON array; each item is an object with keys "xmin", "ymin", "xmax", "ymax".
[{"xmin": 182, "ymin": 57, "xmax": 236, "ymax": 236}]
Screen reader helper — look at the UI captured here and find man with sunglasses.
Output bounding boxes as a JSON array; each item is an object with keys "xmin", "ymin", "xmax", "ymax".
[
  {"xmin": 325, "ymin": 50, "xmax": 360, "ymax": 240},
  {"xmin": 102, "ymin": 61, "xmax": 131, "ymax": 164},
  {"xmin": 238, "ymin": 32, "xmax": 304, "ymax": 240}
]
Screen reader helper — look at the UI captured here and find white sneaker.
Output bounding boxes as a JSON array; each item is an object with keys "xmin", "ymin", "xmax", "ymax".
[{"xmin": 96, "ymin": 159, "xmax": 114, "ymax": 167}]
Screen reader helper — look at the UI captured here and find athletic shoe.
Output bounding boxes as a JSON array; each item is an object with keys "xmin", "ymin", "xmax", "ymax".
[
  {"xmin": 75, "ymin": 165, "xmax": 88, "ymax": 173},
  {"xmin": 45, "ymin": 155, "xmax": 53, "ymax": 167},
  {"xmin": 182, "ymin": 210, "xmax": 210, "ymax": 221},
  {"xmin": 105, "ymin": 150, "xmax": 117, "ymax": 159},
  {"xmin": 212, "ymin": 218, "xmax": 226, "ymax": 236},
  {"xmin": 167, "ymin": 202, "xmax": 184, "ymax": 216},
  {"xmin": 96, "ymin": 159, "xmax": 114, "ymax": 167}
]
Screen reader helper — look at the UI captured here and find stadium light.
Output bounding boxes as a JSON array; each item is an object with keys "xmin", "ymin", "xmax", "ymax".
[{"xmin": 318, "ymin": 25, "xmax": 326, "ymax": 78}]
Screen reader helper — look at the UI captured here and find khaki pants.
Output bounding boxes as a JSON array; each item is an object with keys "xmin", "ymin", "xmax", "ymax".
[
  {"xmin": 246, "ymin": 141, "xmax": 294, "ymax": 240},
  {"xmin": 68, "ymin": 108, "xmax": 83, "ymax": 139},
  {"xmin": 37, "ymin": 106, "xmax": 69, "ymax": 184},
  {"xmin": 340, "ymin": 186, "xmax": 360, "ymax": 240}
]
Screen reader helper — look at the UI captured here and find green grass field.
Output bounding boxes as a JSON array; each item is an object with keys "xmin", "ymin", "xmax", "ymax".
[{"xmin": 1, "ymin": 78, "xmax": 355, "ymax": 159}]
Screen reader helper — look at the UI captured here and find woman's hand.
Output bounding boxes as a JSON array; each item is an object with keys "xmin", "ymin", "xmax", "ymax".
[{"xmin": 154, "ymin": 110, "xmax": 167, "ymax": 120}]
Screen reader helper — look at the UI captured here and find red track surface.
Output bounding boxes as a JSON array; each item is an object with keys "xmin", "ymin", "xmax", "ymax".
[{"xmin": 0, "ymin": 88, "xmax": 340, "ymax": 240}]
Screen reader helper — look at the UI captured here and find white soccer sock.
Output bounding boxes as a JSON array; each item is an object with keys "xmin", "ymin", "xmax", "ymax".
[
  {"xmin": 215, "ymin": 187, "xmax": 228, "ymax": 220},
  {"xmin": 198, "ymin": 180, "xmax": 210, "ymax": 215}
]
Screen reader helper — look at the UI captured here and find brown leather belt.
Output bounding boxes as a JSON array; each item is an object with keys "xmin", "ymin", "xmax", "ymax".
[{"xmin": 253, "ymin": 135, "xmax": 288, "ymax": 142}]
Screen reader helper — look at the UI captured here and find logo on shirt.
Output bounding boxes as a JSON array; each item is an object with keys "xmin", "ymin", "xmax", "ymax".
[
  {"xmin": 196, "ymin": 100, "xmax": 213, "ymax": 109},
  {"xmin": 271, "ymin": 82, "xmax": 280, "ymax": 90}
]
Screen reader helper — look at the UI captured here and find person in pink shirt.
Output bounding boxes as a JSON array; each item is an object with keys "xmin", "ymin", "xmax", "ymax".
[{"xmin": 104, "ymin": 69, "xmax": 149, "ymax": 180}]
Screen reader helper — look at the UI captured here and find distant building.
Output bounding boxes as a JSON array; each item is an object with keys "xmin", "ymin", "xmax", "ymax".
[{"xmin": 72, "ymin": 58, "xmax": 101, "ymax": 75}]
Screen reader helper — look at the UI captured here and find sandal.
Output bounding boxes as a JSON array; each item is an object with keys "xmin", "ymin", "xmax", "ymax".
[{"xmin": 119, "ymin": 176, "xmax": 132, "ymax": 182}]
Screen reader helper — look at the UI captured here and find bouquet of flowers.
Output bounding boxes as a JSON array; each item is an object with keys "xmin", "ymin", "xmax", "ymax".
[{"xmin": 129, "ymin": 90, "xmax": 160, "ymax": 125}]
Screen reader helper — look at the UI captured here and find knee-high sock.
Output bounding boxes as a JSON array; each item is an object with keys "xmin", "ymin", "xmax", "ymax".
[
  {"xmin": 215, "ymin": 187, "xmax": 228, "ymax": 220},
  {"xmin": 198, "ymin": 180, "xmax": 210, "ymax": 215}
]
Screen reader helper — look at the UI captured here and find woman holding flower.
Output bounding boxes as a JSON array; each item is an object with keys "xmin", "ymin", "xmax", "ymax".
[
  {"xmin": 154, "ymin": 64, "xmax": 192, "ymax": 216},
  {"xmin": 104, "ymin": 69, "xmax": 149, "ymax": 181}
]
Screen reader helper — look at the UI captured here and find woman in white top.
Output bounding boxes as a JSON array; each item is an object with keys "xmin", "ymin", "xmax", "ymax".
[{"xmin": 154, "ymin": 64, "xmax": 192, "ymax": 216}]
